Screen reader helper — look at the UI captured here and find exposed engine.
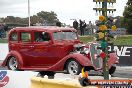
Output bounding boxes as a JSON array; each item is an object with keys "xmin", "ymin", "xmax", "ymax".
[{"xmin": 73, "ymin": 43, "xmax": 90, "ymax": 55}]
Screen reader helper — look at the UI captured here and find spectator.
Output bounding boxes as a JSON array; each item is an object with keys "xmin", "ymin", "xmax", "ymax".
[
  {"xmin": 79, "ymin": 19, "xmax": 83, "ymax": 36},
  {"xmin": 0, "ymin": 24, "xmax": 5, "ymax": 38},
  {"xmin": 81, "ymin": 20, "xmax": 87, "ymax": 36},
  {"xmin": 73, "ymin": 19, "xmax": 78, "ymax": 30},
  {"xmin": 88, "ymin": 21, "xmax": 93, "ymax": 35},
  {"xmin": 3, "ymin": 23, "xmax": 8, "ymax": 31}
]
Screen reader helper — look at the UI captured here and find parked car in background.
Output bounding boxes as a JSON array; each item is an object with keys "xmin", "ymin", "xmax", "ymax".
[{"xmin": 2, "ymin": 26, "xmax": 119, "ymax": 78}]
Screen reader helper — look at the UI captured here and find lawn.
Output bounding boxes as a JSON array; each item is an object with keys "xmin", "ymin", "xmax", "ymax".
[
  {"xmin": 79, "ymin": 36, "xmax": 94, "ymax": 43},
  {"xmin": 0, "ymin": 35, "xmax": 132, "ymax": 45},
  {"xmin": 79, "ymin": 35, "xmax": 132, "ymax": 45},
  {"xmin": 0, "ymin": 38, "xmax": 8, "ymax": 43},
  {"xmin": 114, "ymin": 35, "xmax": 132, "ymax": 45}
]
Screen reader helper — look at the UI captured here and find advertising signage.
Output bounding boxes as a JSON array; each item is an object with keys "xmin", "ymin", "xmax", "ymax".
[{"xmin": 108, "ymin": 45, "xmax": 132, "ymax": 66}]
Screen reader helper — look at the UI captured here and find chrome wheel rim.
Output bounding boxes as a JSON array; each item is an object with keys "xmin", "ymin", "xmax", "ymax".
[
  {"xmin": 9, "ymin": 57, "xmax": 18, "ymax": 70},
  {"xmin": 68, "ymin": 61, "xmax": 79, "ymax": 75}
]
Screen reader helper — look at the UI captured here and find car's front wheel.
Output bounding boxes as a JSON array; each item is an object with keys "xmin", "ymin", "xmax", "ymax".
[
  {"xmin": 66, "ymin": 59, "xmax": 82, "ymax": 75},
  {"xmin": 7, "ymin": 57, "xmax": 18, "ymax": 70},
  {"xmin": 109, "ymin": 65, "xmax": 116, "ymax": 75}
]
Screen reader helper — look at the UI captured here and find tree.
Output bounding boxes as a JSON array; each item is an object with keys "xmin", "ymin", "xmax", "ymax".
[
  {"xmin": 123, "ymin": 0, "xmax": 132, "ymax": 34},
  {"xmin": 30, "ymin": 15, "xmax": 43, "ymax": 25},
  {"xmin": 4, "ymin": 16, "xmax": 15, "ymax": 23},
  {"xmin": 37, "ymin": 11, "xmax": 58, "ymax": 24},
  {"xmin": 3, "ymin": 16, "xmax": 28, "ymax": 24},
  {"xmin": 120, "ymin": 17, "xmax": 125, "ymax": 28},
  {"xmin": 0, "ymin": 18, "xmax": 4, "ymax": 23},
  {"xmin": 1, "ymin": 11, "xmax": 60, "ymax": 28}
]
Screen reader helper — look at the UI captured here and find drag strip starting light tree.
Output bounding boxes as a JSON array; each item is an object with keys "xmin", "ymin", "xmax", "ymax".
[
  {"xmin": 96, "ymin": 15, "xmax": 117, "ymax": 80},
  {"xmin": 93, "ymin": 0, "xmax": 117, "ymax": 80}
]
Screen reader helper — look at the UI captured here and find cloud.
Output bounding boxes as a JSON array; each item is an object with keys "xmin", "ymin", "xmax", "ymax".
[
  {"xmin": 0, "ymin": 0, "xmax": 128, "ymax": 24},
  {"xmin": 0, "ymin": 0, "xmax": 27, "ymax": 17},
  {"xmin": 0, "ymin": 0, "xmax": 27, "ymax": 7}
]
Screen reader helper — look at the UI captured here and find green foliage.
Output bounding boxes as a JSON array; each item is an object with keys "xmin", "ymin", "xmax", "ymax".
[
  {"xmin": 114, "ymin": 35, "xmax": 132, "ymax": 45},
  {"xmin": 79, "ymin": 36, "xmax": 94, "ymax": 43},
  {"xmin": 1, "ymin": 11, "xmax": 59, "ymax": 26},
  {"xmin": 30, "ymin": 15, "xmax": 42, "ymax": 24},
  {"xmin": 3, "ymin": 16, "xmax": 28, "ymax": 24},
  {"xmin": 0, "ymin": 38, "xmax": 8, "ymax": 43},
  {"xmin": 120, "ymin": 17, "xmax": 125, "ymax": 28},
  {"xmin": 37, "ymin": 11, "xmax": 58, "ymax": 24},
  {"xmin": 123, "ymin": 0, "xmax": 132, "ymax": 34},
  {"xmin": 79, "ymin": 36, "xmax": 132, "ymax": 45}
]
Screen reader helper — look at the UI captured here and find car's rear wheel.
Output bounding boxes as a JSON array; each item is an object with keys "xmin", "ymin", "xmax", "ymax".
[
  {"xmin": 7, "ymin": 57, "xmax": 18, "ymax": 70},
  {"xmin": 66, "ymin": 59, "xmax": 82, "ymax": 75},
  {"xmin": 37, "ymin": 71, "xmax": 55, "ymax": 79},
  {"xmin": 109, "ymin": 66, "xmax": 116, "ymax": 75}
]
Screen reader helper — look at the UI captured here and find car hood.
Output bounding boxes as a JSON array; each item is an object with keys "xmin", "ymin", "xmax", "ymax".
[{"xmin": 53, "ymin": 40, "xmax": 82, "ymax": 52}]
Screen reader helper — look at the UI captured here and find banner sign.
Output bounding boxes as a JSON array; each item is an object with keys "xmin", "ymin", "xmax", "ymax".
[
  {"xmin": 89, "ymin": 79, "xmax": 132, "ymax": 87},
  {"xmin": 79, "ymin": 78, "xmax": 132, "ymax": 87},
  {"xmin": 108, "ymin": 45, "xmax": 132, "ymax": 66},
  {"xmin": 0, "ymin": 71, "xmax": 9, "ymax": 88}
]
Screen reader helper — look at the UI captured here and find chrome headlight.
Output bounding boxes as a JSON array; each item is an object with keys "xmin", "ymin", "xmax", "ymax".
[{"xmin": 83, "ymin": 47, "xmax": 90, "ymax": 54}]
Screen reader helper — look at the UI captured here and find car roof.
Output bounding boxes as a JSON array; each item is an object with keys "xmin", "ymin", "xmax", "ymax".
[{"xmin": 10, "ymin": 26, "xmax": 76, "ymax": 32}]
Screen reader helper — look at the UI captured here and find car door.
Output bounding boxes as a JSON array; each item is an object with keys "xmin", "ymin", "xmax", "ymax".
[
  {"xmin": 18, "ymin": 31, "xmax": 35, "ymax": 67},
  {"xmin": 49, "ymin": 31, "xmax": 75, "ymax": 64},
  {"xmin": 32, "ymin": 32, "xmax": 53, "ymax": 67},
  {"xmin": 9, "ymin": 31, "xmax": 19, "ymax": 52}
]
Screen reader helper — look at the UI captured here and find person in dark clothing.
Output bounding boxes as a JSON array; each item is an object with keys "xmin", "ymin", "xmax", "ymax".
[
  {"xmin": 79, "ymin": 19, "xmax": 83, "ymax": 36},
  {"xmin": 80, "ymin": 20, "xmax": 86, "ymax": 36},
  {"xmin": 73, "ymin": 20, "xmax": 78, "ymax": 30},
  {"xmin": 82, "ymin": 20, "xmax": 86, "ymax": 36},
  {"xmin": 0, "ymin": 24, "xmax": 6, "ymax": 38}
]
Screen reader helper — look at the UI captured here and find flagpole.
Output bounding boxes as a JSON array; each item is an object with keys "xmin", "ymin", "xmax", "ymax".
[{"xmin": 28, "ymin": 0, "xmax": 30, "ymax": 27}]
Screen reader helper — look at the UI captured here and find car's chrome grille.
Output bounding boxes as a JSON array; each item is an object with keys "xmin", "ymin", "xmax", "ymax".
[{"xmin": 89, "ymin": 43, "xmax": 102, "ymax": 69}]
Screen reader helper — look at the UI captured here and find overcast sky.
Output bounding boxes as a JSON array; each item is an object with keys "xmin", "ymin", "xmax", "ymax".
[{"xmin": 0, "ymin": 0, "xmax": 127, "ymax": 25}]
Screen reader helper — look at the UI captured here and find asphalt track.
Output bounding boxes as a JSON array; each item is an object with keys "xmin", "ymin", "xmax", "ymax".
[{"xmin": 0, "ymin": 63, "xmax": 132, "ymax": 79}]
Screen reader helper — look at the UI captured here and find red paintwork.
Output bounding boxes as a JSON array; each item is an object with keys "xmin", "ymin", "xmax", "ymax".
[
  {"xmin": 2, "ymin": 26, "xmax": 118, "ymax": 71},
  {"xmin": 108, "ymin": 53, "xmax": 119, "ymax": 69}
]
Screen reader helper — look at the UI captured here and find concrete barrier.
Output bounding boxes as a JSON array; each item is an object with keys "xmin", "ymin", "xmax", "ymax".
[{"xmin": 30, "ymin": 77, "xmax": 97, "ymax": 88}]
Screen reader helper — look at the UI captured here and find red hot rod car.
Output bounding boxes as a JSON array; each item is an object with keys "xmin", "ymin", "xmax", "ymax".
[{"xmin": 2, "ymin": 26, "xmax": 118, "ymax": 75}]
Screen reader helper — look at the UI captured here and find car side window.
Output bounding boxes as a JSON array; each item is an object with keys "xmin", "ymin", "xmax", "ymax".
[
  {"xmin": 10, "ymin": 32, "xmax": 18, "ymax": 41},
  {"xmin": 35, "ymin": 32, "xmax": 51, "ymax": 42},
  {"xmin": 21, "ymin": 32, "xmax": 31, "ymax": 42}
]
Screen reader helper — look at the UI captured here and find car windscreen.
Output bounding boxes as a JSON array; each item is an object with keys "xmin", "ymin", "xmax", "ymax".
[{"xmin": 53, "ymin": 31, "xmax": 78, "ymax": 40}]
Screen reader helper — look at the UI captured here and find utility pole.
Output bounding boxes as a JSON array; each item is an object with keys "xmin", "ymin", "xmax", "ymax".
[
  {"xmin": 28, "ymin": 0, "xmax": 31, "ymax": 27},
  {"xmin": 93, "ymin": 0, "xmax": 116, "ymax": 80}
]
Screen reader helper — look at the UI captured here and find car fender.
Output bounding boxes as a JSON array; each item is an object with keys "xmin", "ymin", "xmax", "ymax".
[
  {"xmin": 48, "ymin": 53, "xmax": 94, "ymax": 71},
  {"xmin": 2, "ymin": 51, "xmax": 24, "ymax": 68},
  {"xmin": 108, "ymin": 53, "xmax": 119, "ymax": 69}
]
